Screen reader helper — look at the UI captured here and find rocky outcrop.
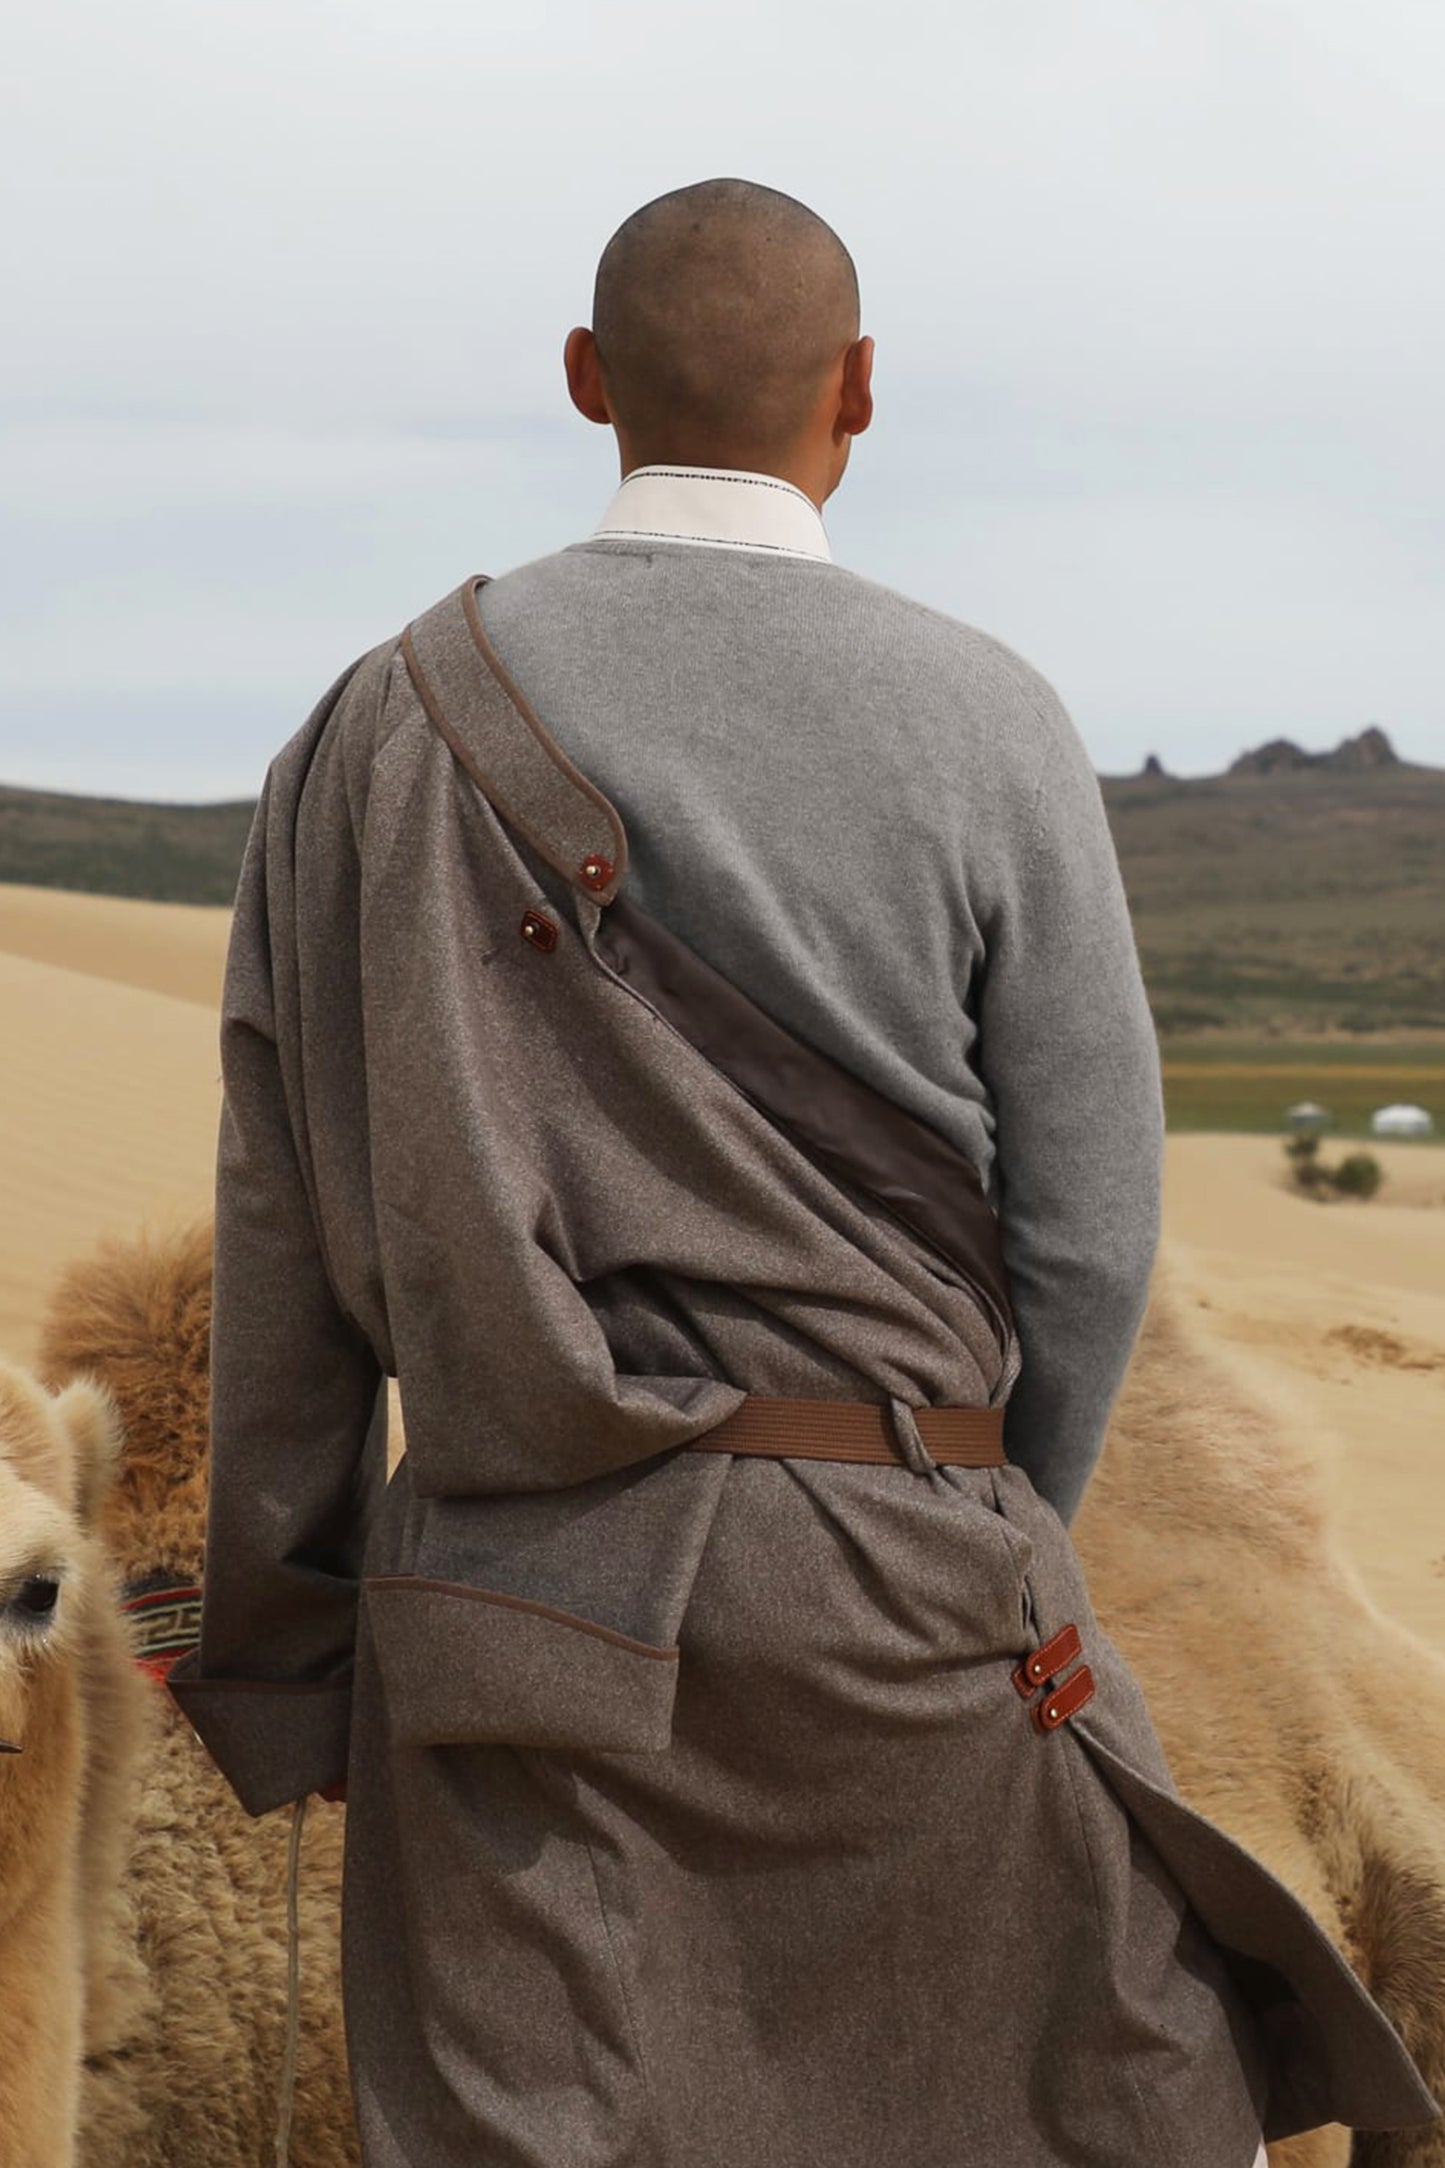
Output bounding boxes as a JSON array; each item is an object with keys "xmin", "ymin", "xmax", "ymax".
[
  {"xmin": 1327, "ymin": 724, "xmax": 1399, "ymax": 771},
  {"xmin": 1229, "ymin": 725, "xmax": 1401, "ymax": 777}
]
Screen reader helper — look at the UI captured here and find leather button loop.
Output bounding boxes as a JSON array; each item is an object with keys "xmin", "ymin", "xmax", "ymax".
[
  {"xmin": 578, "ymin": 854, "xmax": 614, "ymax": 891},
  {"xmin": 519, "ymin": 909, "xmax": 559, "ymax": 952},
  {"xmin": 1033, "ymin": 1664, "xmax": 1096, "ymax": 1734},
  {"xmin": 1012, "ymin": 1621, "xmax": 1082, "ymax": 1700}
]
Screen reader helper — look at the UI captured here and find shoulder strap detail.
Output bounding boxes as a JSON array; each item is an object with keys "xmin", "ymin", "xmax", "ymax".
[
  {"xmin": 594, "ymin": 894, "xmax": 1015, "ymax": 1355},
  {"xmin": 401, "ymin": 578, "xmax": 628, "ymax": 904}
]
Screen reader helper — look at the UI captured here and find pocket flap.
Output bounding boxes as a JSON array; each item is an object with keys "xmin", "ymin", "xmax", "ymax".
[{"xmin": 364, "ymin": 1575, "xmax": 679, "ymax": 1753}]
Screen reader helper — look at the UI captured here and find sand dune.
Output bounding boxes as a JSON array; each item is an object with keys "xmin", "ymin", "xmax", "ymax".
[
  {"xmin": 1162, "ymin": 1133, "xmax": 1445, "ymax": 1646},
  {"xmin": 3, "ymin": 881, "xmax": 1441, "ymax": 1649},
  {"xmin": 0, "ymin": 888, "xmax": 226, "ymax": 1365},
  {"xmin": 0, "ymin": 881, "xmax": 231, "ymax": 1007}
]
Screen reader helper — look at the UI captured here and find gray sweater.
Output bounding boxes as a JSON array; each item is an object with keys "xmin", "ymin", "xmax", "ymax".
[{"xmin": 478, "ymin": 540, "xmax": 1163, "ymax": 1520}]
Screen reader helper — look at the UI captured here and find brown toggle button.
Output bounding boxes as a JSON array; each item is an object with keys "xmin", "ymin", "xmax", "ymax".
[
  {"xmin": 519, "ymin": 909, "xmax": 559, "ymax": 952},
  {"xmin": 1012, "ymin": 1621, "xmax": 1082, "ymax": 1700},
  {"xmin": 578, "ymin": 853, "xmax": 614, "ymax": 891},
  {"xmin": 1033, "ymin": 1664, "xmax": 1096, "ymax": 1734}
]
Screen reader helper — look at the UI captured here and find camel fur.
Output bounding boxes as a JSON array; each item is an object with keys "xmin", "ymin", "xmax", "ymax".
[
  {"xmin": 1077, "ymin": 1274, "xmax": 1445, "ymax": 2168},
  {"xmin": 31, "ymin": 1223, "xmax": 357, "ymax": 2168},
  {"xmin": 7, "ymin": 1221, "xmax": 1445, "ymax": 2166},
  {"xmin": 0, "ymin": 1360, "xmax": 140, "ymax": 2168}
]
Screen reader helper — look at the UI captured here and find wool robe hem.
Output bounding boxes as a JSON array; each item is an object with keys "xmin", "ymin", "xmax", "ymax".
[{"xmin": 170, "ymin": 579, "xmax": 1438, "ymax": 2163}]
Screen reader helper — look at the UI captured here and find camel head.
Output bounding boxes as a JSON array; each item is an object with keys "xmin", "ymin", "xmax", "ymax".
[
  {"xmin": 0, "ymin": 1364, "xmax": 119, "ymax": 1900},
  {"xmin": 0, "ymin": 1360, "xmax": 126, "ymax": 2168}
]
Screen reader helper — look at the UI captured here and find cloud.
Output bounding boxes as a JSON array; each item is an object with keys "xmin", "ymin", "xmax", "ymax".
[{"xmin": 1, "ymin": 0, "xmax": 1441, "ymax": 793}]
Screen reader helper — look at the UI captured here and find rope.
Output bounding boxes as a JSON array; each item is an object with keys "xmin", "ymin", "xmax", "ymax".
[{"xmin": 275, "ymin": 1792, "xmax": 308, "ymax": 2168}]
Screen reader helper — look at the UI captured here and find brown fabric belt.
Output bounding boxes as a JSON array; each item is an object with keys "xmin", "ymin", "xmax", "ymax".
[{"xmin": 689, "ymin": 1396, "xmax": 1006, "ymax": 1468}]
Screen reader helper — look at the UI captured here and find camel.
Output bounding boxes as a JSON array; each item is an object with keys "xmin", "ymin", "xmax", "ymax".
[
  {"xmin": 14, "ymin": 1224, "xmax": 357, "ymax": 2168},
  {"xmin": 5, "ymin": 1219, "xmax": 1445, "ymax": 2165},
  {"xmin": 1075, "ymin": 1295, "xmax": 1445, "ymax": 2168},
  {"xmin": 0, "ymin": 1360, "xmax": 139, "ymax": 2168}
]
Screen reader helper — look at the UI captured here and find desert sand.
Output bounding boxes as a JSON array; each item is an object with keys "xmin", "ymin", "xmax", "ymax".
[
  {"xmin": 3, "ymin": 879, "xmax": 1441, "ymax": 1645},
  {"xmin": 0, "ymin": 881, "xmax": 231, "ymax": 1007},
  {"xmin": 1164, "ymin": 1131, "xmax": 1445, "ymax": 1645},
  {"xmin": 0, "ymin": 886, "xmax": 227, "ymax": 1374}
]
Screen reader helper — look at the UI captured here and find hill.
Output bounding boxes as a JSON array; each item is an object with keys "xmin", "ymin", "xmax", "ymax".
[
  {"xmin": 0, "ymin": 782, "xmax": 254, "ymax": 906},
  {"xmin": 1105, "ymin": 757, "xmax": 1445, "ymax": 1034},
  {"xmin": 3, "ymin": 743, "xmax": 1443, "ymax": 1035}
]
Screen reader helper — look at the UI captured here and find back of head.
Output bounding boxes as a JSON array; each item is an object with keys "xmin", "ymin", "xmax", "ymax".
[{"xmin": 592, "ymin": 179, "xmax": 860, "ymax": 469}]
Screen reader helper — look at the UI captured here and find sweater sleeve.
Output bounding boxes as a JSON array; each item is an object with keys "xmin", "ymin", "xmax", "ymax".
[
  {"xmin": 168, "ymin": 671, "xmax": 389, "ymax": 1817},
  {"xmin": 975, "ymin": 695, "xmax": 1163, "ymax": 1524}
]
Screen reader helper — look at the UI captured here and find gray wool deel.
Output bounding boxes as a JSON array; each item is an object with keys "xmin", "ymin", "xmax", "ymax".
[{"xmin": 168, "ymin": 564, "xmax": 1436, "ymax": 2165}]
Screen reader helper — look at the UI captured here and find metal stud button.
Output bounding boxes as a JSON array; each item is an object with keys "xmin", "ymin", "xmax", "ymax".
[
  {"xmin": 578, "ymin": 854, "xmax": 614, "ymax": 891},
  {"xmin": 519, "ymin": 909, "xmax": 559, "ymax": 952}
]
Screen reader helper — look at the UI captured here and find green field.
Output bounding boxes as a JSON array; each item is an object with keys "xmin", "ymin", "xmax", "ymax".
[{"xmin": 1158, "ymin": 1035, "xmax": 1444, "ymax": 1135}]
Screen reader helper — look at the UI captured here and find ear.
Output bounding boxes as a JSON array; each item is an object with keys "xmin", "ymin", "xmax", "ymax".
[
  {"xmin": 836, "ymin": 335, "xmax": 874, "ymax": 441},
  {"xmin": 0, "ymin": 1364, "xmax": 71, "ymax": 1506},
  {"xmin": 564, "ymin": 326, "xmax": 613, "ymax": 427},
  {"xmin": 50, "ymin": 1378, "xmax": 122, "ymax": 1532}
]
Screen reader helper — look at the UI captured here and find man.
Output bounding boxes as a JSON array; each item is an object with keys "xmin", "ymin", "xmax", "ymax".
[{"xmin": 169, "ymin": 181, "xmax": 1434, "ymax": 2166}]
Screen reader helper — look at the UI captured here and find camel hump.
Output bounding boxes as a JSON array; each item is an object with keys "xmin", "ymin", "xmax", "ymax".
[{"xmin": 36, "ymin": 1222, "xmax": 216, "ymax": 1578}]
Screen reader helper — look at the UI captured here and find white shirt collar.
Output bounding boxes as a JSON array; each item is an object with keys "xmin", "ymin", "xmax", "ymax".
[{"xmin": 591, "ymin": 464, "xmax": 832, "ymax": 563}]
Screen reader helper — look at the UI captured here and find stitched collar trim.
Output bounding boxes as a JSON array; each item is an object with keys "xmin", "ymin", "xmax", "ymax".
[{"xmin": 592, "ymin": 465, "xmax": 832, "ymax": 562}]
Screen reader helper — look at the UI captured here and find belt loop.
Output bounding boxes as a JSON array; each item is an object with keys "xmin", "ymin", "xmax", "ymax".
[{"xmin": 887, "ymin": 1399, "xmax": 936, "ymax": 1477}]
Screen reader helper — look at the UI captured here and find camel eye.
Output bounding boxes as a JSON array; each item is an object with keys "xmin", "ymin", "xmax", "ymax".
[{"xmin": 9, "ymin": 1577, "xmax": 60, "ymax": 1622}]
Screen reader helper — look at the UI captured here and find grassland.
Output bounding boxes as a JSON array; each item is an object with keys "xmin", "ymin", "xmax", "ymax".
[
  {"xmin": 1157, "ymin": 1035, "xmax": 1444, "ymax": 1136},
  {"xmin": 0, "ymin": 783, "xmax": 254, "ymax": 905},
  {"xmin": 1105, "ymin": 761, "xmax": 1445, "ymax": 1038}
]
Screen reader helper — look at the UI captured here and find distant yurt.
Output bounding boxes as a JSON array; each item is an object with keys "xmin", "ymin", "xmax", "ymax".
[
  {"xmin": 1369, "ymin": 1103, "xmax": 1435, "ymax": 1139},
  {"xmin": 1285, "ymin": 1101, "xmax": 1330, "ymax": 1131}
]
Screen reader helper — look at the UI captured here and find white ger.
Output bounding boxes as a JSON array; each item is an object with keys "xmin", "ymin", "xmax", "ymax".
[{"xmin": 1369, "ymin": 1102, "xmax": 1435, "ymax": 1138}]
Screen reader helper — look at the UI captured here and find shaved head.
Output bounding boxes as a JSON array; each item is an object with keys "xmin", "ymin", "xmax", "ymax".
[{"xmin": 590, "ymin": 179, "xmax": 861, "ymax": 467}]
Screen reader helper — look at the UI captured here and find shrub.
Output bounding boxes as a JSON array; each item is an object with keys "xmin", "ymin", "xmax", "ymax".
[
  {"xmin": 1331, "ymin": 1152, "xmax": 1384, "ymax": 1199},
  {"xmin": 1283, "ymin": 1135, "xmax": 1385, "ymax": 1201},
  {"xmin": 1284, "ymin": 1135, "xmax": 1328, "ymax": 1193}
]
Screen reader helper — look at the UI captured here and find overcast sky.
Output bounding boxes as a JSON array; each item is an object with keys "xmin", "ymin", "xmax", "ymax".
[{"xmin": 2, "ymin": 0, "xmax": 1442, "ymax": 799}]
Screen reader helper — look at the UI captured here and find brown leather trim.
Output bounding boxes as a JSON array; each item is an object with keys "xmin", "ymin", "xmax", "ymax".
[
  {"xmin": 1034, "ymin": 1663, "xmax": 1096, "ymax": 1733},
  {"xmin": 1012, "ymin": 1620, "xmax": 1083, "ymax": 1699},
  {"xmin": 689, "ymin": 1396, "xmax": 1005, "ymax": 1466},
  {"xmin": 400, "ymin": 620, "xmax": 561, "ymax": 884},
  {"xmin": 461, "ymin": 579, "xmax": 629, "ymax": 899},
  {"xmin": 519, "ymin": 908, "xmax": 560, "ymax": 953},
  {"xmin": 594, "ymin": 895, "xmax": 1014, "ymax": 1352},
  {"xmin": 363, "ymin": 1576, "xmax": 680, "ymax": 1660}
]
